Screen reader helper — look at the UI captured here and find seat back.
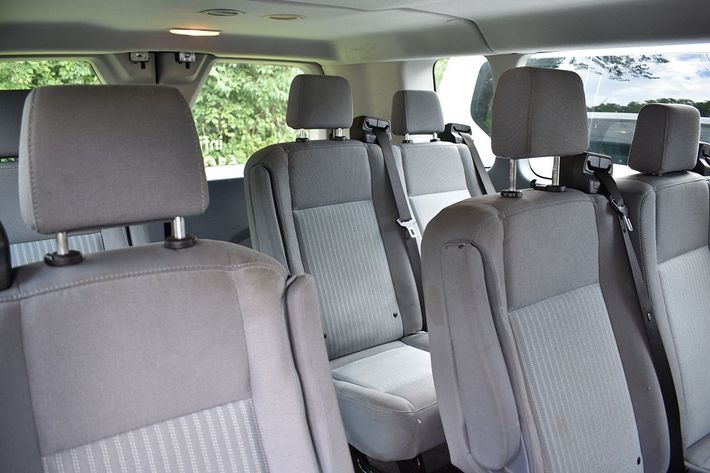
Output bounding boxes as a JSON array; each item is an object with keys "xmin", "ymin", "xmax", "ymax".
[
  {"xmin": 246, "ymin": 75, "xmax": 423, "ymax": 360},
  {"xmin": 390, "ymin": 90, "xmax": 485, "ymax": 235},
  {"xmin": 0, "ymin": 85, "xmax": 352, "ymax": 473},
  {"xmin": 619, "ymin": 104, "xmax": 710, "ymax": 468},
  {"xmin": 422, "ymin": 67, "xmax": 669, "ymax": 473},
  {"xmin": 0, "ymin": 90, "xmax": 130, "ymax": 266}
]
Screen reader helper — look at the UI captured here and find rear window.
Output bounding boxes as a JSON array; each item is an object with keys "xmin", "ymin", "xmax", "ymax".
[
  {"xmin": 192, "ymin": 62, "xmax": 307, "ymax": 179},
  {"xmin": 0, "ymin": 59, "xmax": 100, "ymax": 161},
  {"xmin": 434, "ymin": 56, "xmax": 495, "ymax": 167},
  {"xmin": 526, "ymin": 45, "xmax": 710, "ymax": 178},
  {"xmin": 0, "ymin": 59, "xmax": 100, "ymax": 89}
]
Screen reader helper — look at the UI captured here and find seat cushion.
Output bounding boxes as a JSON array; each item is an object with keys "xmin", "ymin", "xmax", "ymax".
[
  {"xmin": 687, "ymin": 434, "xmax": 710, "ymax": 472},
  {"xmin": 331, "ymin": 340, "xmax": 444, "ymax": 461}
]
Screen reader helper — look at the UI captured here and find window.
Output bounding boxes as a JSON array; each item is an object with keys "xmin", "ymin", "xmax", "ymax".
[
  {"xmin": 0, "ymin": 59, "xmax": 99, "ymax": 90},
  {"xmin": 192, "ymin": 62, "xmax": 307, "ymax": 179},
  {"xmin": 526, "ymin": 45, "xmax": 710, "ymax": 178},
  {"xmin": 0, "ymin": 59, "xmax": 100, "ymax": 161},
  {"xmin": 434, "ymin": 56, "xmax": 495, "ymax": 166}
]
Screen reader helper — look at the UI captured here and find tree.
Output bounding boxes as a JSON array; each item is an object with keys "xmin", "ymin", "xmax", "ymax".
[
  {"xmin": 0, "ymin": 60, "xmax": 99, "ymax": 89},
  {"xmin": 527, "ymin": 54, "xmax": 669, "ymax": 81}
]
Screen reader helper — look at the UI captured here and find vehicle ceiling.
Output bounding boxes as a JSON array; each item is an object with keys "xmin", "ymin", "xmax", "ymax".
[{"xmin": 0, "ymin": 0, "xmax": 707, "ymax": 63}]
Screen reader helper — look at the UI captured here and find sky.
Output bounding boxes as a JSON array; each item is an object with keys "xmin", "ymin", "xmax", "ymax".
[{"xmin": 532, "ymin": 44, "xmax": 710, "ymax": 107}]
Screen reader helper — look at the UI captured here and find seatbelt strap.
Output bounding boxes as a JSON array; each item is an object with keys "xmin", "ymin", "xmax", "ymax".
[
  {"xmin": 459, "ymin": 132, "xmax": 496, "ymax": 194},
  {"xmin": 593, "ymin": 167, "xmax": 686, "ymax": 473},
  {"xmin": 372, "ymin": 127, "xmax": 426, "ymax": 324}
]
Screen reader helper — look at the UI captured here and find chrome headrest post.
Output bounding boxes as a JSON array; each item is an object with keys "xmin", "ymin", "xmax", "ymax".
[
  {"xmin": 165, "ymin": 216, "xmax": 196, "ymax": 249},
  {"xmin": 45, "ymin": 231, "xmax": 83, "ymax": 266},
  {"xmin": 501, "ymin": 159, "xmax": 523, "ymax": 199},
  {"xmin": 551, "ymin": 156, "xmax": 561, "ymax": 186}
]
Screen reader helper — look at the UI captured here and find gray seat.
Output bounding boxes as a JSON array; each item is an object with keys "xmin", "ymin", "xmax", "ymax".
[
  {"xmin": 245, "ymin": 74, "xmax": 445, "ymax": 462},
  {"xmin": 390, "ymin": 90, "xmax": 485, "ymax": 236},
  {"xmin": 0, "ymin": 85, "xmax": 353, "ymax": 473},
  {"xmin": 0, "ymin": 89, "xmax": 135, "ymax": 266},
  {"xmin": 618, "ymin": 103, "xmax": 710, "ymax": 472},
  {"xmin": 422, "ymin": 67, "xmax": 670, "ymax": 472}
]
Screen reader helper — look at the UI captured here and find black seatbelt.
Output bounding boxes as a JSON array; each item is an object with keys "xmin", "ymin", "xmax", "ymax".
[
  {"xmin": 441, "ymin": 123, "xmax": 495, "ymax": 194},
  {"xmin": 593, "ymin": 166, "xmax": 686, "ymax": 473},
  {"xmin": 371, "ymin": 126, "xmax": 426, "ymax": 324}
]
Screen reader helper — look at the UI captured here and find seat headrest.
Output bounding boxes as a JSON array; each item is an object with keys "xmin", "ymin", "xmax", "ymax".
[
  {"xmin": 286, "ymin": 75, "xmax": 353, "ymax": 130},
  {"xmin": 391, "ymin": 90, "xmax": 444, "ymax": 135},
  {"xmin": 492, "ymin": 67, "xmax": 589, "ymax": 159},
  {"xmin": 19, "ymin": 85, "xmax": 208, "ymax": 235},
  {"xmin": 627, "ymin": 104, "xmax": 701, "ymax": 175},
  {"xmin": 0, "ymin": 90, "xmax": 31, "ymax": 157}
]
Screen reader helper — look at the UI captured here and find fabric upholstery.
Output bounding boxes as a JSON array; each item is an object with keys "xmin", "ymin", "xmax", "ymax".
[
  {"xmin": 658, "ymin": 247, "xmax": 710, "ymax": 448},
  {"xmin": 394, "ymin": 141, "xmax": 484, "ymax": 236},
  {"xmin": 18, "ymin": 85, "xmax": 208, "ymax": 234},
  {"xmin": 331, "ymin": 342, "xmax": 444, "ymax": 461},
  {"xmin": 0, "ymin": 240, "xmax": 354, "ymax": 473},
  {"xmin": 491, "ymin": 67, "xmax": 589, "ymax": 158},
  {"xmin": 0, "ymin": 90, "xmax": 29, "ymax": 157},
  {"xmin": 510, "ymin": 283, "xmax": 643, "ymax": 472},
  {"xmin": 391, "ymin": 90, "xmax": 445, "ymax": 135},
  {"xmin": 686, "ymin": 434, "xmax": 710, "ymax": 471},
  {"xmin": 245, "ymin": 135, "xmax": 443, "ymax": 458},
  {"xmin": 41, "ymin": 399, "xmax": 268, "ymax": 473},
  {"xmin": 620, "ymin": 171, "xmax": 710, "ymax": 461},
  {"xmin": 627, "ymin": 104, "xmax": 701, "ymax": 175},
  {"xmin": 295, "ymin": 200, "xmax": 404, "ymax": 359},
  {"xmin": 422, "ymin": 189, "xmax": 670, "ymax": 473},
  {"xmin": 286, "ymin": 75, "xmax": 353, "ymax": 130}
]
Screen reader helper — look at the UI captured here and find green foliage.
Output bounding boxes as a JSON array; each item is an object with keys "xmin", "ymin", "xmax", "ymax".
[
  {"xmin": 589, "ymin": 98, "xmax": 710, "ymax": 117},
  {"xmin": 0, "ymin": 60, "xmax": 99, "ymax": 89},
  {"xmin": 433, "ymin": 58, "xmax": 448, "ymax": 90},
  {"xmin": 192, "ymin": 63, "xmax": 303, "ymax": 167}
]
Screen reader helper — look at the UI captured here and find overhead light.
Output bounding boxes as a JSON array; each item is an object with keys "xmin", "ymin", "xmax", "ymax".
[
  {"xmin": 169, "ymin": 28, "xmax": 221, "ymax": 37},
  {"xmin": 263, "ymin": 14, "xmax": 304, "ymax": 21},
  {"xmin": 200, "ymin": 8, "xmax": 244, "ymax": 17}
]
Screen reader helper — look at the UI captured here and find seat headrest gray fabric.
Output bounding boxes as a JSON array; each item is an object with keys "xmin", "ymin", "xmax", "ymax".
[
  {"xmin": 286, "ymin": 75, "xmax": 353, "ymax": 130},
  {"xmin": 391, "ymin": 90, "xmax": 445, "ymax": 135},
  {"xmin": 19, "ymin": 85, "xmax": 208, "ymax": 234},
  {"xmin": 491, "ymin": 67, "xmax": 589, "ymax": 159},
  {"xmin": 627, "ymin": 103, "xmax": 701, "ymax": 175},
  {"xmin": 0, "ymin": 90, "xmax": 30, "ymax": 157}
]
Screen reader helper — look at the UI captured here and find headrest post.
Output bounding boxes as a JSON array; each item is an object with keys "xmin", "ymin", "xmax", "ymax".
[
  {"xmin": 297, "ymin": 129, "xmax": 308, "ymax": 142},
  {"xmin": 172, "ymin": 216, "xmax": 186, "ymax": 240},
  {"xmin": 44, "ymin": 232, "xmax": 83, "ymax": 267},
  {"xmin": 501, "ymin": 160, "xmax": 523, "ymax": 199},
  {"xmin": 164, "ymin": 216, "xmax": 196, "ymax": 250},
  {"xmin": 551, "ymin": 156, "xmax": 561, "ymax": 186},
  {"xmin": 332, "ymin": 127, "xmax": 346, "ymax": 141},
  {"xmin": 404, "ymin": 133, "xmax": 412, "ymax": 144},
  {"xmin": 55, "ymin": 232, "xmax": 70, "ymax": 256},
  {"xmin": 431, "ymin": 132, "xmax": 439, "ymax": 142}
]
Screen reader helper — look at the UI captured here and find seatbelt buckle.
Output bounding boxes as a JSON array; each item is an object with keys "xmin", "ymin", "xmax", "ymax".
[
  {"xmin": 610, "ymin": 198, "xmax": 634, "ymax": 232},
  {"xmin": 397, "ymin": 218, "xmax": 418, "ymax": 239}
]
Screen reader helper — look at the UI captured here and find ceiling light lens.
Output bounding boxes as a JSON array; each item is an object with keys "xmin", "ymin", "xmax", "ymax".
[
  {"xmin": 170, "ymin": 28, "xmax": 221, "ymax": 37},
  {"xmin": 263, "ymin": 14, "xmax": 305, "ymax": 21},
  {"xmin": 200, "ymin": 8, "xmax": 244, "ymax": 17}
]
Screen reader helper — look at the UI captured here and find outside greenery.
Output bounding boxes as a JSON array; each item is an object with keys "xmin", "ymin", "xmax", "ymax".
[
  {"xmin": 192, "ymin": 63, "xmax": 303, "ymax": 167},
  {"xmin": 0, "ymin": 60, "xmax": 304, "ymax": 167}
]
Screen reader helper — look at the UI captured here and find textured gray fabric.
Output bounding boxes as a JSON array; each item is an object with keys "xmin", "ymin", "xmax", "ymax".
[
  {"xmin": 687, "ymin": 434, "xmax": 710, "ymax": 471},
  {"xmin": 409, "ymin": 190, "xmax": 471, "ymax": 236},
  {"xmin": 286, "ymin": 75, "xmax": 353, "ymax": 130},
  {"xmin": 0, "ymin": 161, "xmax": 44, "ymax": 243},
  {"xmin": 18, "ymin": 85, "xmax": 208, "ymax": 234},
  {"xmin": 10, "ymin": 233, "xmax": 104, "ymax": 266},
  {"xmin": 391, "ymin": 90, "xmax": 445, "ymax": 135},
  {"xmin": 422, "ymin": 189, "xmax": 671, "ymax": 473},
  {"xmin": 41, "ymin": 399, "xmax": 268, "ymax": 473},
  {"xmin": 509, "ymin": 283, "xmax": 643, "ymax": 473},
  {"xmin": 332, "ymin": 343, "xmax": 444, "ymax": 461},
  {"xmin": 294, "ymin": 200, "xmax": 403, "ymax": 359},
  {"xmin": 628, "ymin": 104, "xmax": 701, "ymax": 175},
  {"xmin": 491, "ymin": 67, "xmax": 589, "ymax": 158},
  {"xmin": 2, "ymin": 239, "xmax": 353, "ymax": 472},
  {"xmin": 0, "ymin": 90, "xmax": 30, "ymax": 157},
  {"xmin": 658, "ymin": 247, "xmax": 710, "ymax": 447},
  {"xmin": 284, "ymin": 275, "xmax": 354, "ymax": 473}
]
